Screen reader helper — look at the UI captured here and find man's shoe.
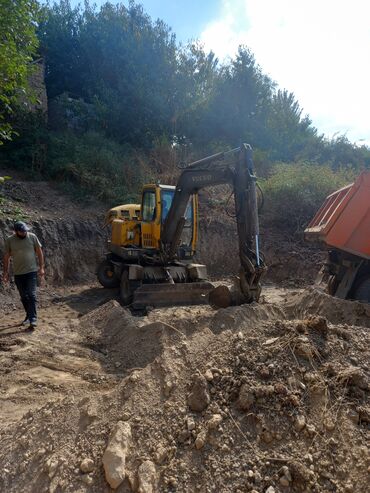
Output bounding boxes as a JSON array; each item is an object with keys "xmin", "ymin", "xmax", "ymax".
[
  {"xmin": 25, "ymin": 319, "xmax": 38, "ymax": 332},
  {"xmin": 21, "ymin": 318, "xmax": 30, "ymax": 326}
]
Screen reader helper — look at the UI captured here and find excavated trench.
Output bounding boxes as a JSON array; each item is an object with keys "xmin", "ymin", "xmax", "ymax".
[{"xmin": 0, "ymin": 216, "xmax": 322, "ymax": 288}]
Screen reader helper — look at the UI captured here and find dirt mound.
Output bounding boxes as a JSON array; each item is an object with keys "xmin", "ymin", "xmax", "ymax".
[
  {"xmin": 0, "ymin": 296, "xmax": 368, "ymax": 493},
  {"xmin": 80, "ymin": 300, "xmax": 185, "ymax": 374},
  {"xmin": 285, "ymin": 287, "xmax": 370, "ymax": 327}
]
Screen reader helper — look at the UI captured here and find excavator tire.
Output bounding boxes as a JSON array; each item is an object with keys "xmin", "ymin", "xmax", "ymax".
[
  {"xmin": 97, "ymin": 260, "xmax": 119, "ymax": 288},
  {"xmin": 352, "ymin": 276, "xmax": 370, "ymax": 303}
]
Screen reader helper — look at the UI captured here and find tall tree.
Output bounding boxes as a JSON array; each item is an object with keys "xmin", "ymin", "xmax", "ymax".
[
  {"xmin": 0, "ymin": 0, "xmax": 39, "ymax": 143},
  {"xmin": 266, "ymin": 89, "xmax": 318, "ymax": 161}
]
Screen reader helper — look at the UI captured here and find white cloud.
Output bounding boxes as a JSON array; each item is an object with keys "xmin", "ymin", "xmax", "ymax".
[{"xmin": 200, "ymin": 0, "xmax": 370, "ymax": 146}]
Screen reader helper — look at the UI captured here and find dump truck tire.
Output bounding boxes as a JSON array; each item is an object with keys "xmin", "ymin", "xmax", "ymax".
[
  {"xmin": 353, "ymin": 276, "xmax": 370, "ymax": 303},
  {"xmin": 97, "ymin": 260, "xmax": 119, "ymax": 288}
]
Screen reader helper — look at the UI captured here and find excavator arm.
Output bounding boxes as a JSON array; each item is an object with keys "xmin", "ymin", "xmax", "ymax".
[{"xmin": 162, "ymin": 144, "xmax": 265, "ymax": 304}]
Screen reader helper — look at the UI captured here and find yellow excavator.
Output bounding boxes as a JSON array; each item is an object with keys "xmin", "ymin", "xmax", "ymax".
[{"xmin": 97, "ymin": 144, "xmax": 266, "ymax": 308}]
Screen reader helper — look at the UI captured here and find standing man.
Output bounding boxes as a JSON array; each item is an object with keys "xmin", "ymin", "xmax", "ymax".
[{"xmin": 3, "ymin": 221, "xmax": 45, "ymax": 331}]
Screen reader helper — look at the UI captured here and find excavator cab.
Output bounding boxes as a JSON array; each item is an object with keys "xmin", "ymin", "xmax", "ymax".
[{"xmin": 137, "ymin": 184, "xmax": 197, "ymax": 257}]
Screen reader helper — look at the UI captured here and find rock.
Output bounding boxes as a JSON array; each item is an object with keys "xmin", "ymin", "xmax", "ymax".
[
  {"xmin": 306, "ymin": 424, "xmax": 316, "ymax": 436},
  {"xmin": 187, "ymin": 417, "xmax": 195, "ymax": 431},
  {"xmin": 254, "ymin": 471, "xmax": 262, "ymax": 484},
  {"xmin": 263, "ymin": 337, "xmax": 279, "ymax": 346},
  {"xmin": 281, "ymin": 466, "xmax": 292, "ymax": 482},
  {"xmin": 188, "ymin": 372, "xmax": 210, "ymax": 412},
  {"xmin": 154, "ymin": 445, "xmax": 168, "ymax": 464},
  {"xmin": 259, "ymin": 366, "xmax": 271, "ymax": 379},
  {"xmin": 294, "ymin": 415, "xmax": 306, "ymax": 431},
  {"xmin": 204, "ymin": 369, "xmax": 214, "ymax": 381},
  {"xmin": 102, "ymin": 421, "xmax": 131, "ymax": 489},
  {"xmin": 164, "ymin": 379, "xmax": 174, "ymax": 397},
  {"xmin": 296, "ymin": 340, "xmax": 313, "ymax": 359},
  {"xmin": 279, "ymin": 466, "xmax": 292, "ymax": 487},
  {"xmin": 168, "ymin": 476, "xmax": 178, "ymax": 488},
  {"xmin": 279, "ymin": 476, "xmax": 290, "ymax": 486},
  {"xmin": 46, "ymin": 458, "xmax": 58, "ymax": 479},
  {"xmin": 347, "ymin": 409, "xmax": 359, "ymax": 424},
  {"xmin": 80, "ymin": 458, "xmax": 94, "ymax": 473},
  {"xmin": 295, "ymin": 322, "xmax": 306, "ymax": 334},
  {"xmin": 237, "ymin": 385, "xmax": 255, "ymax": 410},
  {"xmin": 324, "ymin": 418, "xmax": 335, "ymax": 431},
  {"xmin": 265, "ymin": 487, "xmax": 275, "ymax": 493},
  {"xmin": 138, "ymin": 460, "xmax": 157, "ymax": 493},
  {"xmin": 81, "ymin": 474, "xmax": 94, "ymax": 486},
  {"xmin": 195, "ymin": 429, "xmax": 207, "ymax": 450},
  {"xmin": 207, "ymin": 414, "xmax": 223, "ymax": 430},
  {"xmin": 306, "ymin": 316, "xmax": 328, "ymax": 335},
  {"xmin": 220, "ymin": 443, "xmax": 230, "ymax": 453},
  {"xmin": 261, "ymin": 430, "xmax": 273, "ymax": 443}
]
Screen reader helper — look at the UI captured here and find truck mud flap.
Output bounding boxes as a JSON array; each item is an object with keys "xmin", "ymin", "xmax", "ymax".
[{"xmin": 132, "ymin": 282, "xmax": 215, "ymax": 309}]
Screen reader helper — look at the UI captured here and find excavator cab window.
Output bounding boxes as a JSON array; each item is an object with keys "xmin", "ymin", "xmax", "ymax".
[
  {"xmin": 142, "ymin": 190, "xmax": 156, "ymax": 222},
  {"xmin": 161, "ymin": 189, "xmax": 194, "ymax": 247},
  {"xmin": 161, "ymin": 190, "xmax": 174, "ymax": 223}
]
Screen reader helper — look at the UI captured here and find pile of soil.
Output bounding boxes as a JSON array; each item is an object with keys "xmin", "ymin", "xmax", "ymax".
[{"xmin": 0, "ymin": 288, "xmax": 368, "ymax": 493}]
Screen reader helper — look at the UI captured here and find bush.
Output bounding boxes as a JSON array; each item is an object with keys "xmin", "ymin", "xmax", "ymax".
[
  {"xmin": 261, "ymin": 162, "xmax": 356, "ymax": 232},
  {"xmin": 48, "ymin": 130, "xmax": 152, "ymax": 205},
  {"xmin": 0, "ymin": 111, "xmax": 48, "ymax": 176}
]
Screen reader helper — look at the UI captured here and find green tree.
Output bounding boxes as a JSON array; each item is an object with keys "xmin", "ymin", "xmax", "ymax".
[
  {"xmin": 191, "ymin": 46, "xmax": 275, "ymax": 146},
  {"xmin": 0, "ymin": 0, "xmax": 39, "ymax": 143},
  {"xmin": 266, "ymin": 89, "xmax": 319, "ymax": 161},
  {"xmin": 39, "ymin": 0, "xmax": 180, "ymax": 146}
]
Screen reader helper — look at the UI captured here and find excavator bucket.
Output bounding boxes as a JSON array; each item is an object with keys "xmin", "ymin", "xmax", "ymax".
[
  {"xmin": 208, "ymin": 277, "xmax": 262, "ymax": 308},
  {"xmin": 132, "ymin": 282, "xmax": 215, "ymax": 310}
]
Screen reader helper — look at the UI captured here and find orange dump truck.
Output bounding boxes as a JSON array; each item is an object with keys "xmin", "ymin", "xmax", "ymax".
[{"xmin": 305, "ymin": 170, "xmax": 370, "ymax": 302}]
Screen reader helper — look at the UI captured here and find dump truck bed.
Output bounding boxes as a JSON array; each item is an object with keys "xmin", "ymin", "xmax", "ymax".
[{"xmin": 305, "ymin": 171, "xmax": 370, "ymax": 260}]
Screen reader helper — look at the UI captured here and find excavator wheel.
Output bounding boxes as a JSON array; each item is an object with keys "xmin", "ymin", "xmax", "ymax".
[
  {"xmin": 97, "ymin": 260, "xmax": 120, "ymax": 288},
  {"xmin": 120, "ymin": 270, "xmax": 142, "ymax": 306},
  {"xmin": 352, "ymin": 276, "xmax": 370, "ymax": 303}
]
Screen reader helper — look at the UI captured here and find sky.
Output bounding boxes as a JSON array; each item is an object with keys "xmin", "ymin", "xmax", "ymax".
[{"xmin": 70, "ymin": 0, "xmax": 370, "ymax": 147}]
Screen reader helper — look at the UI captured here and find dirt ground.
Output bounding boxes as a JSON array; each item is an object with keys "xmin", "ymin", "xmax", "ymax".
[{"xmin": 0, "ymin": 282, "xmax": 368, "ymax": 493}]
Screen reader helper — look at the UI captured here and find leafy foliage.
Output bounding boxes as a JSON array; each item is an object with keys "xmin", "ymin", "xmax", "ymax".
[
  {"xmin": 47, "ymin": 130, "xmax": 152, "ymax": 204},
  {"xmin": 0, "ymin": 0, "xmax": 369, "ymax": 208},
  {"xmin": 0, "ymin": 0, "xmax": 39, "ymax": 143},
  {"xmin": 262, "ymin": 163, "xmax": 356, "ymax": 231}
]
